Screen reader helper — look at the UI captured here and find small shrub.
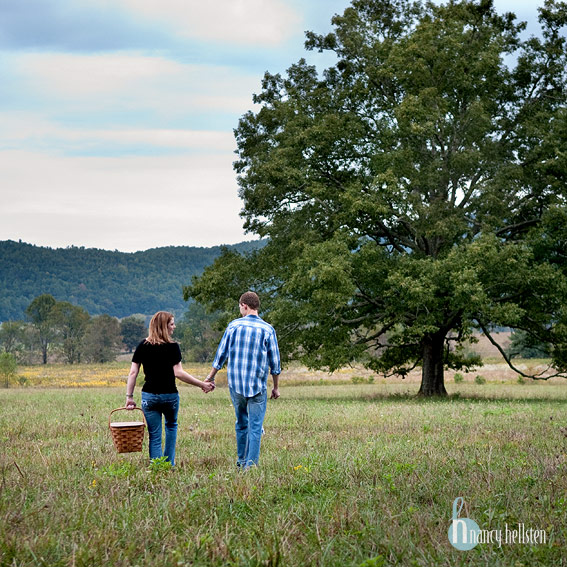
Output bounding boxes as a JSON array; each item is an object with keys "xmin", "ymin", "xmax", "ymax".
[
  {"xmin": 102, "ymin": 461, "xmax": 137, "ymax": 478},
  {"xmin": 453, "ymin": 373, "xmax": 464, "ymax": 383},
  {"xmin": 148, "ymin": 456, "xmax": 172, "ymax": 474},
  {"xmin": 474, "ymin": 375, "xmax": 486, "ymax": 385},
  {"xmin": 0, "ymin": 352, "xmax": 17, "ymax": 388},
  {"xmin": 351, "ymin": 376, "xmax": 375, "ymax": 384},
  {"xmin": 359, "ymin": 555, "xmax": 386, "ymax": 567}
]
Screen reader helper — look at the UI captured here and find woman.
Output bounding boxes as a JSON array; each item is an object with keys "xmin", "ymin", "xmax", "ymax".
[{"xmin": 125, "ymin": 311, "xmax": 214, "ymax": 466}]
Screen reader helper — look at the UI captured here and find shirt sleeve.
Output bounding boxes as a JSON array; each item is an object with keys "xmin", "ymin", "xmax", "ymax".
[
  {"xmin": 172, "ymin": 343, "xmax": 182, "ymax": 365},
  {"xmin": 132, "ymin": 341, "xmax": 144, "ymax": 364},
  {"xmin": 213, "ymin": 326, "xmax": 231, "ymax": 370},
  {"xmin": 267, "ymin": 328, "xmax": 281, "ymax": 375}
]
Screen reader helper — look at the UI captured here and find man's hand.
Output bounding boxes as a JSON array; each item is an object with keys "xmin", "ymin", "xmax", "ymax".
[
  {"xmin": 125, "ymin": 398, "xmax": 136, "ymax": 409},
  {"xmin": 205, "ymin": 368, "xmax": 217, "ymax": 384},
  {"xmin": 270, "ymin": 388, "xmax": 280, "ymax": 399}
]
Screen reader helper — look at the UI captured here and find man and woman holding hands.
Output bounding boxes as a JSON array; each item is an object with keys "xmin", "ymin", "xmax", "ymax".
[{"xmin": 125, "ymin": 291, "xmax": 280, "ymax": 470}]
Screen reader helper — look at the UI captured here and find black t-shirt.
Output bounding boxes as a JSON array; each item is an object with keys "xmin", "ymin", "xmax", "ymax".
[{"xmin": 132, "ymin": 340, "xmax": 182, "ymax": 394}]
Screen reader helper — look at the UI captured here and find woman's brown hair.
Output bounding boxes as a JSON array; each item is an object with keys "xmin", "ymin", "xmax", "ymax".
[{"xmin": 146, "ymin": 311, "xmax": 175, "ymax": 345}]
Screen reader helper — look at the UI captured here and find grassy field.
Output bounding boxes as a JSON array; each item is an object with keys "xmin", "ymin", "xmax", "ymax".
[{"xmin": 1, "ymin": 368, "xmax": 566, "ymax": 566}]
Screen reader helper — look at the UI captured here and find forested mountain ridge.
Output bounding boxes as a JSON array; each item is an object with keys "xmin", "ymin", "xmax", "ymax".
[{"xmin": 0, "ymin": 240, "xmax": 262, "ymax": 321}]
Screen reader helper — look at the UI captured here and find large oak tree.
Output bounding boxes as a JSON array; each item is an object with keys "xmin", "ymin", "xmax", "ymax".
[{"xmin": 187, "ymin": 0, "xmax": 567, "ymax": 395}]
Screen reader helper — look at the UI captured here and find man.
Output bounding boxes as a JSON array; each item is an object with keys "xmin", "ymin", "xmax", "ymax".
[{"xmin": 206, "ymin": 291, "xmax": 281, "ymax": 469}]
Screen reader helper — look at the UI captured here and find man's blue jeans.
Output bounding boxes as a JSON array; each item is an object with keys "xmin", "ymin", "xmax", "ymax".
[
  {"xmin": 229, "ymin": 388, "xmax": 267, "ymax": 469},
  {"xmin": 141, "ymin": 392, "xmax": 179, "ymax": 466}
]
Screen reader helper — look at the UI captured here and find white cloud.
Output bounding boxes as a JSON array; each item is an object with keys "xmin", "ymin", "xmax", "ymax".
[
  {"xmin": 16, "ymin": 52, "xmax": 181, "ymax": 96},
  {"xmin": 104, "ymin": 129, "xmax": 234, "ymax": 149},
  {"xmin": 12, "ymin": 52, "xmax": 260, "ymax": 118},
  {"xmin": 0, "ymin": 150, "xmax": 248, "ymax": 251},
  {"xmin": 109, "ymin": 0, "xmax": 302, "ymax": 46},
  {"xmin": 0, "ymin": 112, "xmax": 236, "ymax": 153}
]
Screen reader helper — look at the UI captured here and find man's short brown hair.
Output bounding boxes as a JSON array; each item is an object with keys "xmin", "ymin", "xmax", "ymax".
[{"xmin": 239, "ymin": 291, "xmax": 260, "ymax": 310}]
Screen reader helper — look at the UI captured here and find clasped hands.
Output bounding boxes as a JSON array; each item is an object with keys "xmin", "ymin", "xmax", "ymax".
[
  {"xmin": 126, "ymin": 375, "xmax": 214, "ymax": 409},
  {"xmin": 204, "ymin": 374, "xmax": 280, "ymax": 400}
]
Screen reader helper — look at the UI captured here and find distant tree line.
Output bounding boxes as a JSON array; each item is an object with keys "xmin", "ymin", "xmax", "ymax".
[
  {"xmin": 0, "ymin": 294, "xmax": 147, "ymax": 365},
  {"xmin": 0, "ymin": 293, "xmax": 224, "ymax": 367}
]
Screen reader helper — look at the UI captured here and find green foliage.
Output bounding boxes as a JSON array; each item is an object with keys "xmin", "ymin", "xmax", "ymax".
[
  {"xmin": 359, "ymin": 555, "xmax": 386, "ymax": 567},
  {"xmin": 0, "ymin": 352, "xmax": 17, "ymax": 388},
  {"xmin": 6, "ymin": 295, "xmax": 191, "ymax": 365},
  {"xmin": 25, "ymin": 294, "xmax": 57, "ymax": 364},
  {"xmin": 453, "ymin": 373, "xmax": 464, "ymax": 383},
  {"xmin": 188, "ymin": 0, "xmax": 567, "ymax": 395},
  {"xmin": 351, "ymin": 375, "xmax": 375, "ymax": 384},
  {"xmin": 175, "ymin": 302, "xmax": 222, "ymax": 363},
  {"xmin": 148, "ymin": 456, "xmax": 173, "ymax": 474},
  {"xmin": 0, "ymin": 321, "xmax": 26, "ymax": 358},
  {"xmin": 83, "ymin": 315, "xmax": 122, "ymax": 363},
  {"xmin": 0, "ymin": 240, "xmax": 263, "ymax": 322},
  {"xmin": 475, "ymin": 375, "xmax": 486, "ymax": 385},
  {"xmin": 51, "ymin": 301, "xmax": 90, "ymax": 364},
  {"xmin": 507, "ymin": 330, "xmax": 551, "ymax": 359},
  {"xmin": 120, "ymin": 316, "xmax": 147, "ymax": 353},
  {"xmin": 101, "ymin": 461, "xmax": 137, "ymax": 478}
]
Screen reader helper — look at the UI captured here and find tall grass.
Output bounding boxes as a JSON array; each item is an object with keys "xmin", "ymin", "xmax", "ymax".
[{"xmin": 1, "ymin": 382, "xmax": 566, "ymax": 566}]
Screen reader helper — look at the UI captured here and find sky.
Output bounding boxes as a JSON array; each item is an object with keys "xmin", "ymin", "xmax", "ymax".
[{"xmin": 0, "ymin": 0, "xmax": 543, "ymax": 252}]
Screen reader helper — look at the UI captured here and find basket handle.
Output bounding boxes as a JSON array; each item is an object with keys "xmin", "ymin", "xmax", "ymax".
[{"xmin": 108, "ymin": 407, "xmax": 147, "ymax": 428}]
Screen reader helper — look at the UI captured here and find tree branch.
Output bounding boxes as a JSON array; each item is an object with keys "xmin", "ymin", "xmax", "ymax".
[
  {"xmin": 494, "ymin": 218, "xmax": 540, "ymax": 237},
  {"xmin": 353, "ymin": 321, "xmax": 396, "ymax": 345},
  {"xmin": 475, "ymin": 320, "xmax": 567, "ymax": 380}
]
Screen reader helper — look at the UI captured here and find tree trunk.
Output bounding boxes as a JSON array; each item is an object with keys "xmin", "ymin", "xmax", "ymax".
[
  {"xmin": 41, "ymin": 338, "xmax": 48, "ymax": 364},
  {"xmin": 418, "ymin": 331, "xmax": 448, "ymax": 396}
]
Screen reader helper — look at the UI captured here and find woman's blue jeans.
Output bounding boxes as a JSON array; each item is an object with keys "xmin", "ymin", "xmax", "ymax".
[
  {"xmin": 229, "ymin": 388, "xmax": 267, "ymax": 469},
  {"xmin": 141, "ymin": 392, "xmax": 179, "ymax": 466}
]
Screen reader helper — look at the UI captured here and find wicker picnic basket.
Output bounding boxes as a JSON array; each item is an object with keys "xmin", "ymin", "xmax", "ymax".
[{"xmin": 109, "ymin": 407, "xmax": 146, "ymax": 453}]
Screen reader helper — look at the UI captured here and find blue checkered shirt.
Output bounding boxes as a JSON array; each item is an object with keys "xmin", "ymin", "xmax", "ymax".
[{"xmin": 213, "ymin": 314, "xmax": 281, "ymax": 397}]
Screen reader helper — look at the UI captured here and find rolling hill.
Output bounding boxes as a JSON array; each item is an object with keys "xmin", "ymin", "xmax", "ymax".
[{"xmin": 0, "ymin": 239, "xmax": 262, "ymax": 321}]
